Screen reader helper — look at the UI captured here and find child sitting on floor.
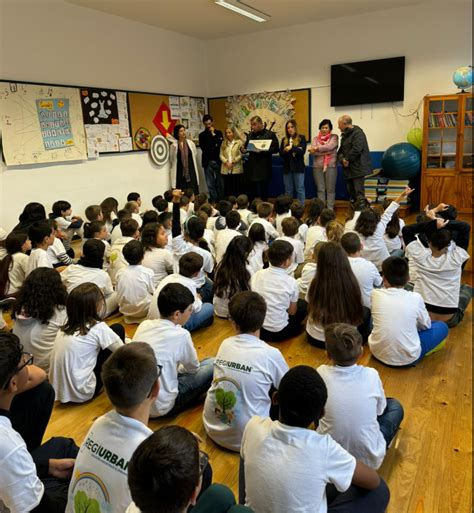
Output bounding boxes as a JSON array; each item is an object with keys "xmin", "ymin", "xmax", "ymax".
[
  {"xmin": 109, "ymin": 218, "xmax": 140, "ymax": 286},
  {"xmin": 237, "ymin": 194, "xmax": 252, "ymax": 225},
  {"xmin": 276, "ymin": 217, "xmax": 304, "ymax": 277},
  {"xmin": 304, "ymin": 207, "xmax": 335, "ymax": 260},
  {"xmin": 247, "ymin": 223, "xmax": 268, "ymax": 275},
  {"xmin": 250, "ymin": 202, "xmax": 279, "ymax": 242},
  {"xmin": 0, "ymin": 232, "xmax": 31, "ymax": 297},
  {"xmin": 273, "ymin": 194, "xmax": 293, "ymax": 236},
  {"xmin": 25, "ymin": 221, "xmax": 55, "ymax": 276},
  {"xmin": 141, "ymin": 222, "xmax": 174, "ymax": 288}
]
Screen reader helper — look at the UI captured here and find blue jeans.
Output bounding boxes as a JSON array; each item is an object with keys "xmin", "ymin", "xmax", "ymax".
[
  {"xmin": 205, "ymin": 161, "xmax": 224, "ymax": 202},
  {"xmin": 415, "ymin": 320, "xmax": 449, "ymax": 362},
  {"xmin": 283, "ymin": 172, "xmax": 305, "ymax": 205},
  {"xmin": 377, "ymin": 398, "xmax": 404, "ymax": 447},
  {"xmin": 184, "ymin": 302, "xmax": 214, "ymax": 332},
  {"xmin": 166, "ymin": 357, "xmax": 214, "ymax": 416},
  {"xmin": 197, "ymin": 277, "xmax": 214, "ymax": 304}
]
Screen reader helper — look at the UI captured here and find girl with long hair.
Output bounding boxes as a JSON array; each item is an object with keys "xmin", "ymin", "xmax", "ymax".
[
  {"xmin": 100, "ymin": 197, "xmax": 119, "ymax": 237},
  {"xmin": 220, "ymin": 126, "xmax": 244, "ymax": 197},
  {"xmin": 279, "ymin": 119, "xmax": 307, "ymax": 205},
  {"xmin": 0, "ymin": 232, "xmax": 31, "ymax": 297},
  {"xmin": 141, "ymin": 222, "xmax": 174, "ymax": 288},
  {"xmin": 170, "ymin": 125, "xmax": 200, "ymax": 195},
  {"xmin": 247, "ymin": 222, "xmax": 268, "ymax": 274},
  {"xmin": 382, "ymin": 198, "xmax": 405, "ymax": 256}
]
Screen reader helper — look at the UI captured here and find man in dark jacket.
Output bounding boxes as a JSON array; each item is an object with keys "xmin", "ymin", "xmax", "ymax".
[
  {"xmin": 243, "ymin": 115, "xmax": 279, "ymax": 201},
  {"xmin": 199, "ymin": 114, "xmax": 224, "ymax": 203},
  {"xmin": 337, "ymin": 115, "xmax": 371, "ymax": 206}
]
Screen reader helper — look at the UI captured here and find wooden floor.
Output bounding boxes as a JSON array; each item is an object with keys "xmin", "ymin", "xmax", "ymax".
[{"xmin": 37, "ymin": 283, "xmax": 472, "ymax": 513}]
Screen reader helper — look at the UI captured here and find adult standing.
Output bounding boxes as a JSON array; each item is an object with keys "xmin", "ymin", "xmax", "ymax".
[
  {"xmin": 309, "ymin": 119, "xmax": 339, "ymax": 209},
  {"xmin": 337, "ymin": 115, "xmax": 371, "ymax": 206},
  {"xmin": 199, "ymin": 115, "xmax": 224, "ymax": 202},
  {"xmin": 243, "ymin": 116, "xmax": 279, "ymax": 201},
  {"xmin": 220, "ymin": 127, "xmax": 244, "ymax": 197},
  {"xmin": 279, "ymin": 119, "xmax": 307, "ymax": 205},
  {"xmin": 170, "ymin": 124, "xmax": 200, "ymax": 195}
]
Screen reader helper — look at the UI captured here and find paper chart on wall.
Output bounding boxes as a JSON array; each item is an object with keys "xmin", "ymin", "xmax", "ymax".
[
  {"xmin": 0, "ymin": 82, "xmax": 87, "ymax": 165},
  {"xmin": 169, "ymin": 95, "xmax": 181, "ymax": 119}
]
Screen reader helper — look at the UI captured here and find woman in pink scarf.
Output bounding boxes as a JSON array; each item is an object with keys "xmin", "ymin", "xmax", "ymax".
[{"xmin": 309, "ymin": 119, "xmax": 339, "ymax": 209}]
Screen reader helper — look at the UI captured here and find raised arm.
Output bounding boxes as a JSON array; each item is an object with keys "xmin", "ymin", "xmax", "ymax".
[{"xmin": 172, "ymin": 189, "xmax": 183, "ymax": 238}]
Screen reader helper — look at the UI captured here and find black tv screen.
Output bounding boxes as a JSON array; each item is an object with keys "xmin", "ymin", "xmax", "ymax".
[{"xmin": 331, "ymin": 57, "xmax": 405, "ymax": 106}]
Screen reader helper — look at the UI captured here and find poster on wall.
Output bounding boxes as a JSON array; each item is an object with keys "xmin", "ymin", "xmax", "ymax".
[
  {"xmin": 80, "ymin": 87, "xmax": 131, "ymax": 154},
  {"xmin": 0, "ymin": 82, "xmax": 87, "ymax": 165}
]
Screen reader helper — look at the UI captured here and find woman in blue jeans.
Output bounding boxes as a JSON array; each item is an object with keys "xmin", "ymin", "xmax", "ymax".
[{"xmin": 279, "ymin": 119, "xmax": 307, "ymax": 205}]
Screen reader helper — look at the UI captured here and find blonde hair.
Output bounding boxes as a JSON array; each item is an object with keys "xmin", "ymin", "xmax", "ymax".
[{"xmin": 326, "ymin": 220, "xmax": 345, "ymax": 244}]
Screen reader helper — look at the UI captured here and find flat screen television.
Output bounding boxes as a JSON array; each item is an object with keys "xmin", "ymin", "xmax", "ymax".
[{"xmin": 331, "ymin": 57, "xmax": 405, "ymax": 106}]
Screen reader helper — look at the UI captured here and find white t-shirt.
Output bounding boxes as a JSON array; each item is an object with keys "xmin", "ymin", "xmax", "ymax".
[
  {"xmin": 369, "ymin": 288, "xmax": 432, "ymax": 366},
  {"xmin": 251, "ymin": 266, "xmax": 299, "ymax": 332},
  {"xmin": 110, "ymin": 224, "xmax": 123, "ymax": 245},
  {"xmin": 241, "ymin": 416, "xmax": 356, "ymax": 513},
  {"xmin": 132, "ymin": 212, "xmax": 143, "ymax": 228},
  {"xmin": 61, "ymin": 264, "xmax": 114, "ymax": 296},
  {"xmin": 383, "ymin": 218, "xmax": 405, "ymax": 253},
  {"xmin": 317, "ymin": 364, "xmax": 387, "ymax": 469},
  {"xmin": 66, "ymin": 411, "xmax": 152, "ymax": 513},
  {"xmin": 132, "ymin": 319, "xmax": 200, "ymax": 416},
  {"xmin": 215, "ymin": 228, "xmax": 241, "ymax": 264},
  {"xmin": 297, "ymin": 262, "xmax": 317, "ymax": 298},
  {"xmin": 142, "ymin": 247, "xmax": 174, "ymax": 288},
  {"xmin": 5, "ymin": 253, "xmax": 28, "ymax": 295},
  {"xmin": 172, "ymin": 235, "xmax": 214, "ymax": 288},
  {"xmin": 203, "ymin": 334, "xmax": 288, "ymax": 451},
  {"xmin": 297, "ymin": 223, "xmax": 308, "ymax": 244},
  {"xmin": 275, "ymin": 212, "xmax": 291, "ymax": 236},
  {"xmin": 50, "ymin": 322, "xmax": 122, "ymax": 403},
  {"xmin": 148, "ymin": 273, "xmax": 202, "ymax": 320},
  {"xmin": 247, "ymin": 241, "xmax": 267, "ymax": 275},
  {"xmin": 116, "ymin": 265, "xmax": 154, "ymax": 322},
  {"xmin": 405, "ymin": 239, "xmax": 469, "ymax": 308},
  {"xmin": 348, "ymin": 256, "xmax": 382, "ymax": 309},
  {"xmin": 238, "ymin": 208, "xmax": 252, "ymax": 224},
  {"xmin": 109, "ymin": 236, "xmax": 134, "ymax": 286},
  {"xmin": 0, "ymin": 416, "xmax": 44, "ymax": 513},
  {"xmin": 12, "ymin": 307, "xmax": 67, "ymax": 373},
  {"xmin": 277, "ymin": 236, "xmax": 304, "ymax": 276},
  {"xmin": 304, "ymin": 225, "xmax": 327, "ymax": 259},
  {"xmin": 47, "ymin": 237, "xmax": 70, "ymax": 266},
  {"xmin": 25, "ymin": 248, "xmax": 53, "ymax": 276},
  {"xmin": 250, "ymin": 218, "xmax": 279, "ymax": 242}
]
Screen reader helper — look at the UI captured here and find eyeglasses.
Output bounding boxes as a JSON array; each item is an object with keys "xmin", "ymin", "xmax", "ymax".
[
  {"xmin": 199, "ymin": 451, "xmax": 209, "ymax": 475},
  {"xmin": 2, "ymin": 352, "xmax": 34, "ymax": 390},
  {"xmin": 157, "ymin": 364, "xmax": 163, "ymax": 379}
]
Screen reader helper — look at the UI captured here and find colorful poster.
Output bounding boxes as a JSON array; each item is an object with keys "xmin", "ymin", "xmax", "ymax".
[{"xmin": 36, "ymin": 98, "xmax": 74, "ymax": 150}]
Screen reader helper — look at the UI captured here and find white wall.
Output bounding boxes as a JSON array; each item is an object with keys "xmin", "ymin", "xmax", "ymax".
[
  {"xmin": 0, "ymin": 0, "xmax": 208, "ymax": 230},
  {"xmin": 206, "ymin": 0, "xmax": 472, "ymax": 149}
]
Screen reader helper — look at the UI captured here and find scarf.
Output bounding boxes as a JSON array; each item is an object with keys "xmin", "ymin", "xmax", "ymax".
[
  {"xmin": 316, "ymin": 132, "xmax": 333, "ymax": 172},
  {"xmin": 179, "ymin": 140, "xmax": 190, "ymax": 182}
]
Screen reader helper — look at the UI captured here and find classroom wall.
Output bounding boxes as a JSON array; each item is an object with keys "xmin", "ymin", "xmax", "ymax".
[
  {"xmin": 0, "ymin": 0, "xmax": 208, "ymax": 230},
  {"xmin": 206, "ymin": 0, "xmax": 472, "ymax": 149}
]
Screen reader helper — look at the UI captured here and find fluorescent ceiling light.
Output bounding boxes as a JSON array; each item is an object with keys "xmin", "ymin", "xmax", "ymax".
[{"xmin": 214, "ymin": 0, "xmax": 270, "ymax": 22}]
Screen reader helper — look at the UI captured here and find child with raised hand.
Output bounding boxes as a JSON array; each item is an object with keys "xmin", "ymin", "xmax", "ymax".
[
  {"xmin": 382, "ymin": 197, "xmax": 405, "ymax": 256},
  {"xmin": 250, "ymin": 202, "xmax": 279, "ymax": 242},
  {"xmin": 369, "ymin": 256, "xmax": 449, "ymax": 366},
  {"xmin": 276, "ymin": 216, "xmax": 304, "ymax": 277},
  {"xmin": 318, "ymin": 323, "xmax": 404, "ymax": 469},
  {"xmin": 247, "ymin": 223, "xmax": 268, "ymax": 275},
  {"xmin": 273, "ymin": 194, "xmax": 293, "ymax": 236},
  {"xmin": 240, "ymin": 365, "xmax": 390, "ymax": 513},
  {"xmin": 203, "ymin": 291, "xmax": 288, "ymax": 451},
  {"xmin": 213, "ymin": 236, "xmax": 253, "ymax": 319},
  {"xmin": 304, "ymin": 207, "xmax": 335, "ymax": 259},
  {"xmin": 140, "ymin": 221, "xmax": 174, "ymax": 287},
  {"xmin": 25, "ymin": 221, "xmax": 55, "ymax": 276},
  {"xmin": 0, "ymin": 232, "xmax": 31, "ymax": 297},
  {"xmin": 116, "ymin": 240, "xmax": 155, "ymax": 324},
  {"xmin": 132, "ymin": 283, "xmax": 214, "ymax": 417},
  {"xmin": 49, "ymin": 283, "xmax": 124, "ymax": 403}
]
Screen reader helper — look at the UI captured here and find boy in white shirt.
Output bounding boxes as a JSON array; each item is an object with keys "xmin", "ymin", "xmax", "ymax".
[
  {"xmin": 251, "ymin": 240, "xmax": 307, "ymax": 342},
  {"xmin": 25, "ymin": 221, "xmax": 55, "ymax": 276},
  {"xmin": 132, "ymin": 283, "xmax": 214, "ymax": 417},
  {"xmin": 276, "ymin": 216, "xmax": 304, "ymax": 276},
  {"xmin": 273, "ymin": 194, "xmax": 292, "ymax": 236},
  {"xmin": 240, "ymin": 365, "xmax": 390, "ymax": 513},
  {"xmin": 318, "ymin": 323, "xmax": 404, "ymax": 469},
  {"xmin": 250, "ymin": 202, "xmax": 279, "ymax": 242},
  {"xmin": 66, "ymin": 343, "xmax": 159, "ymax": 513},
  {"xmin": 47, "ymin": 220, "xmax": 74, "ymax": 267},
  {"xmin": 304, "ymin": 208, "xmax": 335, "ymax": 259},
  {"xmin": 109, "ymin": 218, "xmax": 140, "ymax": 286},
  {"xmin": 341, "ymin": 232, "xmax": 382, "ymax": 309},
  {"xmin": 127, "ymin": 191, "xmax": 142, "ymax": 212},
  {"xmin": 116, "ymin": 240, "xmax": 154, "ymax": 324},
  {"xmin": 369, "ymin": 256, "xmax": 449, "ymax": 366},
  {"xmin": 237, "ymin": 194, "xmax": 252, "ymax": 224},
  {"xmin": 215, "ymin": 210, "xmax": 241, "ymax": 264},
  {"xmin": 203, "ymin": 291, "xmax": 289, "ymax": 451}
]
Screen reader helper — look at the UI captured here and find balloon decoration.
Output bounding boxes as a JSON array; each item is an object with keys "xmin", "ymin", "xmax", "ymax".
[{"xmin": 406, "ymin": 127, "xmax": 423, "ymax": 150}]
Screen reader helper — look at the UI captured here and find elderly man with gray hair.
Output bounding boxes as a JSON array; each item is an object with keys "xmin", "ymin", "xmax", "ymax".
[{"xmin": 337, "ymin": 115, "xmax": 371, "ymax": 207}]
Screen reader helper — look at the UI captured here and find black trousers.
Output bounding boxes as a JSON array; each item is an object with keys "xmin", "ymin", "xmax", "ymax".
[
  {"xmin": 248, "ymin": 180, "xmax": 268, "ymax": 202},
  {"xmin": 260, "ymin": 299, "xmax": 308, "ymax": 342},
  {"xmin": 345, "ymin": 176, "xmax": 365, "ymax": 204}
]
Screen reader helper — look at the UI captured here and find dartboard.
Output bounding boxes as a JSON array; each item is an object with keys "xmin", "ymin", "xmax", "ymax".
[{"xmin": 150, "ymin": 135, "xmax": 169, "ymax": 166}]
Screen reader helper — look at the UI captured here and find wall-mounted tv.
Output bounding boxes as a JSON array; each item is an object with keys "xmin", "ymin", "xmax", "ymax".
[{"xmin": 331, "ymin": 57, "xmax": 405, "ymax": 107}]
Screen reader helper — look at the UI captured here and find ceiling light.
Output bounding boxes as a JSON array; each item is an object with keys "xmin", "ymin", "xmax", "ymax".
[{"xmin": 214, "ymin": 0, "xmax": 270, "ymax": 23}]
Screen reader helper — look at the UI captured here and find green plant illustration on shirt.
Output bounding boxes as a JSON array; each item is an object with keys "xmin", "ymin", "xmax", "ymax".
[
  {"xmin": 74, "ymin": 490, "xmax": 101, "ymax": 513},
  {"xmin": 215, "ymin": 387, "xmax": 237, "ymax": 425}
]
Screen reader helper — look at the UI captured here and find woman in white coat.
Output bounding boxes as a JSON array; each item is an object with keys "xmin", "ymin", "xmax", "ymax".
[{"xmin": 169, "ymin": 124, "xmax": 200, "ymax": 195}]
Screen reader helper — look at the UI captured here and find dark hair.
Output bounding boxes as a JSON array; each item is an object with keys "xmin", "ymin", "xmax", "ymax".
[
  {"xmin": 355, "ymin": 207, "xmax": 381, "ymax": 237},
  {"xmin": 226, "ymin": 195, "xmax": 237, "ymax": 206},
  {"xmin": 319, "ymin": 208, "xmax": 336, "ymax": 228},
  {"xmin": 153, "ymin": 198, "xmax": 169, "ymax": 213},
  {"xmin": 159, "ymin": 212, "xmax": 173, "ymax": 228},
  {"xmin": 282, "ymin": 217, "xmax": 299, "ymax": 237},
  {"xmin": 0, "ymin": 332, "xmax": 23, "ymax": 389},
  {"xmin": 431, "ymin": 203, "xmax": 457, "ymax": 221},
  {"xmin": 117, "ymin": 209, "xmax": 131, "ymax": 224},
  {"xmin": 100, "ymin": 197, "xmax": 119, "ymax": 223},
  {"xmin": 306, "ymin": 198, "xmax": 326, "ymax": 226},
  {"xmin": 142, "ymin": 211, "xmax": 160, "ymax": 227},
  {"xmin": 229, "ymin": 291, "xmax": 266, "ymax": 333},
  {"xmin": 202, "ymin": 114, "xmax": 213, "ymax": 123},
  {"xmin": 13, "ymin": 268, "xmax": 67, "ymax": 324},
  {"xmin": 184, "ymin": 217, "xmax": 206, "ymax": 248},
  {"xmin": 257, "ymin": 202, "xmax": 273, "ymax": 219},
  {"xmin": 278, "ymin": 366, "xmax": 328, "ymax": 428},
  {"xmin": 383, "ymin": 198, "xmax": 401, "ymax": 239},
  {"xmin": 274, "ymin": 194, "xmax": 293, "ymax": 215},
  {"xmin": 382, "ymin": 256, "xmax": 409, "ymax": 287},
  {"xmin": 78, "ymin": 239, "xmax": 105, "ymax": 269},
  {"xmin": 164, "ymin": 190, "xmax": 173, "ymax": 203},
  {"xmin": 180, "ymin": 195, "xmax": 190, "ymax": 208},
  {"xmin": 427, "ymin": 229, "xmax": 452, "ymax": 251},
  {"xmin": 290, "ymin": 201, "xmax": 304, "ymax": 221},
  {"xmin": 83, "ymin": 220, "xmax": 105, "ymax": 239},
  {"xmin": 307, "ymin": 242, "xmax": 363, "ymax": 327},
  {"xmin": 121, "ymin": 218, "xmax": 139, "ymax": 237},
  {"xmin": 226, "ymin": 210, "xmax": 241, "ymax": 230},
  {"xmin": 324, "ymin": 323, "xmax": 362, "ymax": 364},
  {"xmin": 193, "ymin": 193, "xmax": 208, "ymax": 212},
  {"xmin": 319, "ymin": 119, "xmax": 333, "ymax": 130},
  {"xmin": 123, "ymin": 240, "xmax": 144, "ymax": 265},
  {"xmin": 18, "ymin": 203, "xmax": 46, "ymax": 224},
  {"xmin": 237, "ymin": 194, "xmax": 249, "ymax": 209},
  {"xmin": 268, "ymin": 240, "xmax": 293, "ymax": 267},
  {"xmin": 217, "ymin": 200, "xmax": 232, "ymax": 218},
  {"xmin": 28, "ymin": 221, "xmax": 52, "ymax": 247},
  {"xmin": 127, "ymin": 192, "xmax": 141, "ymax": 202},
  {"xmin": 102, "ymin": 343, "xmax": 158, "ymax": 409},
  {"xmin": 158, "ymin": 283, "xmax": 194, "ymax": 317},
  {"xmin": 178, "ymin": 252, "xmax": 203, "ymax": 278},
  {"xmin": 284, "ymin": 119, "xmax": 301, "ymax": 147},
  {"xmin": 248, "ymin": 223, "xmax": 266, "ymax": 244},
  {"xmin": 184, "ymin": 188, "xmax": 195, "ymax": 200},
  {"xmin": 341, "ymin": 232, "xmax": 362, "ymax": 255},
  {"xmin": 250, "ymin": 198, "xmax": 262, "ymax": 215},
  {"xmin": 52, "ymin": 200, "xmax": 71, "ymax": 217},
  {"xmin": 214, "ymin": 237, "xmax": 252, "ymax": 300},
  {"xmin": 0, "ymin": 233, "xmax": 28, "ymax": 297},
  {"xmin": 128, "ymin": 426, "xmax": 200, "ymax": 513},
  {"xmin": 141, "ymin": 223, "xmax": 164, "ymax": 251},
  {"xmin": 85, "ymin": 205, "xmax": 102, "ymax": 222},
  {"xmin": 173, "ymin": 124, "xmax": 185, "ymax": 139},
  {"xmin": 62, "ymin": 283, "xmax": 104, "ymax": 336},
  {"xmin": 199, "ymin": 203, "xmax": 213, "ymax": 218}
]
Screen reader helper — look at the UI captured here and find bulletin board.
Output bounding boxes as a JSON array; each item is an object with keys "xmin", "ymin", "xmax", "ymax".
[{"xmin": 208, "ymin": 88, "xmax": 311, "ymax": 142}]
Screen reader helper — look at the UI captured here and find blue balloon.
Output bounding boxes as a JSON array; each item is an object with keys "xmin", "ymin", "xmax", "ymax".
[{"xmin": 381, "ymin": 142, "xmax": 421, "ymax": 180}]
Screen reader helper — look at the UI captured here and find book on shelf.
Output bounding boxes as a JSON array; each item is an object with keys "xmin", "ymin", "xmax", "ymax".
[
  {"xmin": 428, "ymin": 112, "xmax": 458, "ymax": 128},
  {"xmin": 464, "ymin": 112, "xmax": 473, "ymax": 127}
]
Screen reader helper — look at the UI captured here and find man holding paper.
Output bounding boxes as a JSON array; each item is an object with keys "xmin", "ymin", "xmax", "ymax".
[{"xmin": 243, "ymin": 115, "xmax": 279, "ymax": 201}]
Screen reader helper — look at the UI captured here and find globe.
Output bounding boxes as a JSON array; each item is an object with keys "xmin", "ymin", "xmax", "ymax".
[
  {"xmin": 453, "ymin": 66, "xmax": 473, "ymax": 92},
  {"xmin": 381, "ymin": 142, "xmax": 421, "ymax": 180}
]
